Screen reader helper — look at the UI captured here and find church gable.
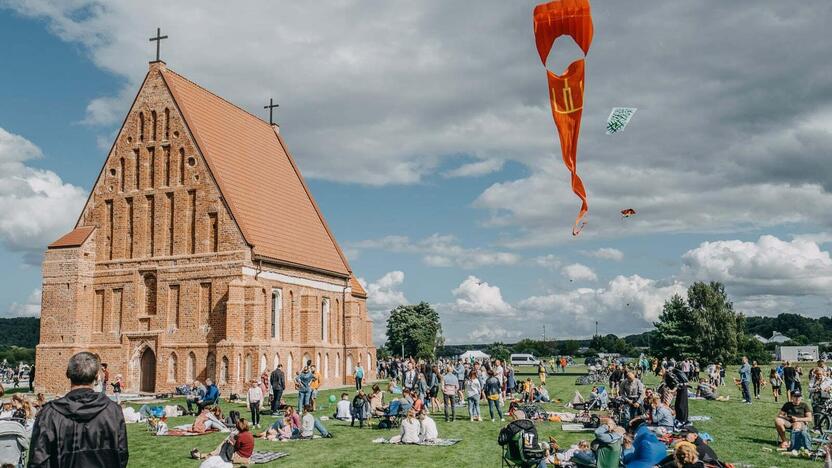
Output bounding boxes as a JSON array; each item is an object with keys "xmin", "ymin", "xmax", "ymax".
[{"xmin": 76, "ymin": 64, "xmax": 247, "ymax": 261}]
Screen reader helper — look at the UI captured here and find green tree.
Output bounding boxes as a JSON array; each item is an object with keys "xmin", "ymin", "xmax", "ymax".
[
  {"xmin": 485, "ymin": 342, "xmax": 511, "ymax": 362},
  {"xmin": 653, "ymin": 282, "xmax": 745, "ymax": 363},
  {"xmin": 385, "ymin": 302, "xmax": 443, "ymax": 360},
  {"xmin": 558, "ymin": 340, "xmax": 581, "ymax": 356}
]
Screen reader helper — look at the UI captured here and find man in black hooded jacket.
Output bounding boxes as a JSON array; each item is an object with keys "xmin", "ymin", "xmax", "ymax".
[{"xmin": 27, "ymin": 351, "xmax": 128, "ymax": 468}]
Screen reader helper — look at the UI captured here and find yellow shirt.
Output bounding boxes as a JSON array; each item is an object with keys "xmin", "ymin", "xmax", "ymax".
[{"xmin": 311, "ymin": 371, "xmax": 321, "ymax": 390}]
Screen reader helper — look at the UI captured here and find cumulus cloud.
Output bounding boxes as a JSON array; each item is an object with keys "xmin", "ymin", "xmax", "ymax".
[
  {"xmin": 681, "ymin": 235, "xmax": 832, "ymax": 296},
  {"xmin": 351, "ymin": 234, "xmax": 520, "ymax": 269},
  {"xmin": 0, "ymin": 127, "xmax": 87, "ymax": 263},
  {"xmin": 561, "ymin": 263, "xmax": 598, "ymax": 282},
  {"xmin": 449, "ymin": 276, "xmax": 514, "ymax": 316},
  {"xmin": 518, "ymin": 275, "xmax": 686, "ymax": 337},
  {"xmin": 6, "ymin": 288, "xmax": 41, "ymax": 318},
  {"xmin": 359, "ymin": 271, "xmax": 410, "ymax": 345},
  {"xmin": 533, "ymin": 254, "xmax": 561, "ymax": 270},
  {"xmin": 467, "ymin": 324, "xmax": 521, "ymax": 343},
  {"xmin": 582, "ymin": 248, "xmax": 624, "ymax": 262},
  {"xmin": 442, "ymin": 159, "xmax": 504, "ymax": 178}
]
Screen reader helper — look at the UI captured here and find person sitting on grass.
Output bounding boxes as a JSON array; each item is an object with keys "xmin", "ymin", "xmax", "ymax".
[
  {"xmin": 775, "ymin": 390, "xmax": 812, "ymax": 450},
  {"xmin": 370, "ymin": 384, "xmax": 386, "ymax": 416},
  {"xmin": 192, "ymin": 406, "xmax": 228, "ymax": 433},
  {"xmin": 648, "ymin": 396, "xmax": 674, "ymax": 433},
  {"xmin": 334, "ymin": 393, "xmax": 351, "ymax": 421},
  {"xmin": 391, "ymin": 409, "xmax": 420, "ymax": 444},
  {"xmin": 418, "ymin": 409, "xmax": 438, "ymax": 443},
  {"xmin": 155, "ymin": 415, "xmax": 169, "ymax": 436},
  {"xmin": 301, "ymin": 404, "xmax": 333, "ymax": 438},
  {"xmin": 263, "ymin": 407, "xmax": 301, "ymax": 439},
  {"xmin": 260, "ymin": 415, "xmax": 294, "ymax": 441},
  {"xmin": 192, "ymin": 418, "xmax": 254, "ymax": 465},
  {"xmin": 669, "ymin": 441, "xmax": 704, "ymax": 468},
  {"xmin": 534, "ymin": 385, "xmax": 551, "ymax": 403}
]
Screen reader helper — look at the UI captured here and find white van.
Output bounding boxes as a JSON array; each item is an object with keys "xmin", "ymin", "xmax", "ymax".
[{"xmin": 510, "ymin": 353, "xmax": 540, "ymax": 366}]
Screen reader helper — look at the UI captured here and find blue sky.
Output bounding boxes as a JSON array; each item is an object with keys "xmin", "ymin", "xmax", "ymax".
[{"xmin": 1, "ymin": 1, "xmax": 831, "ymax": 344}]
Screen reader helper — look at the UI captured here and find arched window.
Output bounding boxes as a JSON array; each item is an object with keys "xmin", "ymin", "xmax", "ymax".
[
  {"xmin": 151, "ymin": 110, "xmax": 157, "ymax": 141},
  {"xmin": 316, "ymin": 353, "xmax": 321, "ymax": 371},
  {"xmin": 206, "ymin": 352, "xmax": 216, "ymax": 381},
  {"xmin": 335, "ymin": 299, "xmax": 340, "ymax": 343},
  {"xmin": 236, "ymin": 354, "xmax": 241, "ymax": 383},
  {"xmin": 273, "ymin": 353, "xmax": 280, "ymax": 371},
  {"xmin": 321, "ymin": 298, "xmax": 330, "ymax": 343},
  {"xmin": 287, "ymin": 353, "xmax": 293, "ymax": 377},
  {"xmin": 336, "ymin": 353, "xmax": 341, "ymax": 377},
  {"xmin": 244, "ymin": 354, "xmax": 252, "ymax": 382},
  {"xmin": 220, "ymin": 356, "xmax": 229, "ymax": 383},
  {"xmin": 302, "ymin": 354, "xmax": 311, "ymax": 370},
  {"xmin": 164, "ymin": 108, "xmax": 170, "ymax": 140},
  {"xmin": 144, "ymin": 273, "xmax": 157, "ymax": 315},
  {"xmin": 260, "ymin": 354, "xmax": 267, "ymax": 374},
  {"xmin": 346, "ymin": 355, "xmax": 353, "ymax": 376},
  {"xmin": 324, "ymin": 354, "xmax": 329, "ymax": 378},
  {"xmin": 367, "ymin": 352, "xmax": 372, "ymax": 374},
  {"xmin": 187, "ymin": 352, "xmax": 196, "ymax": 382},
  {"xmin": 271, "ymin": 289, "xmax": 282, "ymax": 339},
  {"xmin": 167, "ymin": 352, "xmax": 177, "ymax": 383},
  {"xmin": 288, "ymin": 291, "xmax": 294, "ymax": 340},
  {"xmin": 138, "ymin": 112, "xmax": 145, "ymax": 142}
]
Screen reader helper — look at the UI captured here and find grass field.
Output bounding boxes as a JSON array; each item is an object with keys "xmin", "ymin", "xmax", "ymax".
[{"xmin": 120, "ymin": 365, "xmax": 812, "ymax": 467}]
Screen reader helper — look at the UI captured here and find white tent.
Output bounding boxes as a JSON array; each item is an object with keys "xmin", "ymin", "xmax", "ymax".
[{"xmin": 459, "ymin": 350, "xmax": 490, "ymax": 361}]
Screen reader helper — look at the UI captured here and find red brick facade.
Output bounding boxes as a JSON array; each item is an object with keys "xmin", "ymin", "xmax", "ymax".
[{"xmin": 37, "ymin": 62, "xmax": 375, "ymax": 395}]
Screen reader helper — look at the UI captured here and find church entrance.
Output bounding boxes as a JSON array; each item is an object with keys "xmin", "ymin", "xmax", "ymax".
[{"xmin": 140, "ymin": 348, "xmax": 156, "ymax": 393}]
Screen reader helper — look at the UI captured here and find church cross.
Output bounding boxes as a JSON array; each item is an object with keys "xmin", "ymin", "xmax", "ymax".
[
  {"xmin": 264, "ymin": 98, "xmax": 280, "ymax": 125},
  {"xmin": 149, "ymin": 27, "xmax": 168, "ymax": 62}
]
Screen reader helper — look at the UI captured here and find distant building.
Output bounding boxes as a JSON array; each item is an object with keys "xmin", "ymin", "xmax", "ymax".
[
  {"xmin": 768, "ymin": 331, "xmax": 791, "ymax": 344},
  {"xmin": 753, "ymin": 334, "xmax": 769, "ymax": 344},
  {"xmin": 776, "ymin": 345, "xmax": 818, "ymax": 362}
]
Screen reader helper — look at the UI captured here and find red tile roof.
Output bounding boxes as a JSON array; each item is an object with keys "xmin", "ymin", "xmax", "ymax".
[
  {"xmin": 350, "ymin": 276, "xmax": 368, "ymax": 298},
  {"xmin": 49, "ymin": 226, "xmax": 96, "ymax": 249},
  {"xmin": 160, "ymin": 68, "xmax": 352, "ymax": 277}
]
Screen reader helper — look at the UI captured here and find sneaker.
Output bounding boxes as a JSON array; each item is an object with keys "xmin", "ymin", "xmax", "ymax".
[{"xmin": 323, "ymin": 433, "xmax": 334, "ymax": 438}]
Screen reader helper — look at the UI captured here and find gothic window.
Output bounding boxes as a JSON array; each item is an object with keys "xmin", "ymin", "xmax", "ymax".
[
  {"xmin": 169, "ymin": 284, "xmax": 180, "ymax": 328},
  {"xmin": 321, "ymin": 298, "xmax": 330, "ymax": 343},
  {"xmin": 260, "ymin": 354, "xmax": 267, "ymax": 374},
  {"xmin": 164, "ymin": 108, "xmax": 170, "ymax": 140},
  {"xmin": 144, "ymin": 273, "xmax": 157, "ymax": 315},
  {"xmin": 287, "ymin": 353, "xmax": 293, "ymax": 377},
  {"xmin": 244, "ymin": 354, "xmax": 252, "ymax": 382},
  {"xmin": 271, "ymin": 289, "xmax": 282, "ymax": 339},
  {"xmin": 187, "ymin": 352, "xmax": 196, "ymax": 382},
  {"xmin": 209, "ymin": 213, "xmax": 219, "ymax": 252},
  {"xmin": 336, "ymin": 353, "xmax": 341, "ymax": 377},
  {"xmin": 119, "ymin": 158, "xmax": 125, "ymax": 192},
  {"xmin": 94, "ymin": 290, "xmax": 105, "ymax": 333},
  {"xmin": 178, "ymin": 148, "xmax": 185, "ymax": 185},
  {"xmin": 167, "ymin": 352, "xmax": 177, "ymax": 383},
  {"xmin": 220, "ymin": 356, "xmax": 229, "ymax": 383},
  {"xmin": 273, "ymin": 353, "xmax": 280, "ymax": 370},
  {"xmin": 138, "ymin": 112, "xmax": 145, "ymax": 142},
  {"xmin": 324, "ymin": 354, "xmax": 329, "ymax": 378},
  {"xmin": 151, "ymin": 110, "xmax": 157, "ymax": 141},
  {"xmin": 188, "ymin": 190, "xmax": 196, "ymax": 254},
  {"xmin": 206, "ymin": 352, "xmax": 216, "ymax": 382}
]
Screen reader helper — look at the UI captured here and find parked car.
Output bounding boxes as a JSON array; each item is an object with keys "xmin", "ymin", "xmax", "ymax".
[
  {"xmin": 798, "ymin": 351, "xmax": 815, "ymax": 361},
  {"xmin": 510, "ymin": 353, "xmax": 541, "ymax": 366}
]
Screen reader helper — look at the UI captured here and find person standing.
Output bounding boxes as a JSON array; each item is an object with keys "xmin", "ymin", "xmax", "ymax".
[
  {"xmin": 28, "ymin": 352, "xmax": 128, "ymax": 467},
  {"xmin": 484, "ymin": 369, "xmax": 504, "ymax": 422},
  {"xmin": 751, "ymin": 360, "xmax": 763, "ymax": 400},
  {"xmin": 739, "ymin": 357, "xmax": 752, "ymax": 404},
  {"xmin": 270, "ymin": 364, "xmax": 285, "ymax": 414},
  {"xmin": 465, "ymin": 370, "xmax": 482, "ymax": 422},
  {"xmin": 442, "ymin": 366, "xmax": 459, "ymax": 422},
  {"xmin": 100, "ymin": 363, "xmax": 110, "ymax": 395},
  {"xmin": 295, "ymin": 366, "xmax": 314, "ymax": 412},
  {"xmin": 354, "ymin": 363, "xmax": 365, "ymax": 391},
  {"xmin": 247, "ymin": 380, "xmax": 263, "ymax": 428},
  {"xmin": 310, "ymin": 365, "xmax": 322, "ymax": 411},
  {"xmin": 619, "ymin": 371, "xmax": 646, "ymax": 421},
  {"xmin": 403, "ymin": 362, "xmax": 417, "ymax": 392}
]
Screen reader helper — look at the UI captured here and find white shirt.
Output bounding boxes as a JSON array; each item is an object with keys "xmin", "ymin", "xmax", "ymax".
[
  {"xmin": 419, "ymin": 416, "xmax": 438, "ymax": 442},
  {"xmin": 335, "ymin": 400, "xmax": 352, "ymax": 419},
  {"xmin": 400, "ymin": 418, "xmax": 420, "ymax": 444},
  {"xmin": 495, "ymin": 366, "xmax": 505, "ymax": 384},
  {"xmin": 156, "ymin": 421, "xmax": 168, "ymax": 436},
  {"xmin": 247, "ymin": 387, "xmax": 263, "ymax": 404}
]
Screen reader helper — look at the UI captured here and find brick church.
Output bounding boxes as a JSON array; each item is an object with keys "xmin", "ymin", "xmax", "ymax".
[{"xmin": 36, "ymin": 60, "xmax": 375, "ymax": 394}]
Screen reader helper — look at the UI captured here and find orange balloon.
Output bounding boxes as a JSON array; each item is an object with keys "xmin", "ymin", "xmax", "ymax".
[{"xmin": 533, "ymin": 0, "xmax": 594, "ymax": 236}]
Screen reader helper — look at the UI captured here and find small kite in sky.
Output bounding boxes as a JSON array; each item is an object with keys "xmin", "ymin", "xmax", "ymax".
[
  {"xmin": 606, "ymin": 107, "xmax": 637, "ymax": 135},
  {"xmin": 533, "ymin": 0, "xmax": 594, "ymax": 236},
  {"xmin": 621, "ymin": 208, "xmax": 637, "ymax": 218}
]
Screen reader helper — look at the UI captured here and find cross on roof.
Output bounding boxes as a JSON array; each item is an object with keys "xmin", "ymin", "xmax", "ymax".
[
  {"xmin": 264, "ymin": 98, "xmax": 280, "ymax": 125},
  {"xmin": 149, "ymin": 27, "xmax": 168, "ymax": 62}
]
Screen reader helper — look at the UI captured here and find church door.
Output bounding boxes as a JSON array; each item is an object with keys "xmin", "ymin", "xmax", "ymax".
[{"xmin": 140, "ymin": 348, "xmax": 157, "ymax": 393}]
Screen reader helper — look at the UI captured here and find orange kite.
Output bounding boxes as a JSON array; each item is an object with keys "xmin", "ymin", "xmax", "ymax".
[{"xmin": 533, "ymin": 0, "xmax": 594, "ymax": 235}]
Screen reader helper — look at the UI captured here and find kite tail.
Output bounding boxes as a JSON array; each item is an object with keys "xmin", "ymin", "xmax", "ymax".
[{"xmin": 571, "ymin": 171, "xmax": 588, "ymax": 236}]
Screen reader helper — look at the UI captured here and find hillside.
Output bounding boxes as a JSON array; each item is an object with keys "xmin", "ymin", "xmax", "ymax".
[{"xmin": 0, "ymin": 317, "xmax": 40, "ymax": 348}]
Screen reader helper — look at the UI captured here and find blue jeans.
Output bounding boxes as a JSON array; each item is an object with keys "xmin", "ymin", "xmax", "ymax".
[
  {"xmin": 487, "ymin": 398, "xmax": 503, "ymax": 420},
  {"xmin": 314, "ymin": 419, "xmax": 330, "ymax": 436},
  {"xmin": 467, "ymin": 396, "xmax": 480, "ymax": 418},
  {"xmin": 741, "ymin": 380, "xmax": 751, "ymax": 403},
  {"xmin": 298, "ymin": 390, "xmax": 311, "ymax": 411}
]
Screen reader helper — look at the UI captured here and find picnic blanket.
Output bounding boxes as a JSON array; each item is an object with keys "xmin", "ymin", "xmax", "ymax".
[
  {"xmin": 689, "ymin": 416, "xmax": 711, "ymax": 422},
  {"xmin": 561, "ymin": 423, "xmax": 594, "ymax": 432},
  {"xmin": 162, "ymin": 425, "xmax": 219, "ymax": 437},
  {"xmin": 249, "ymin": 451, "xmax": 290, "ymax": 464},
  {"xmin": 372, "ymin": 437, "xmax": 461, "ymax": 446}
]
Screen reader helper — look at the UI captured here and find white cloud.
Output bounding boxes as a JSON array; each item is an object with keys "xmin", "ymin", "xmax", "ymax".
[
  {"xmin": 582, "ymin": 248, "xmax": 624, "ymax": 262},
  {"xmin": 442, "ymin": 159, "xmax": 504, "ymax": 178},
  {"xmin": 467, "ymin": 324, "xmax": 521, "ymax": 343},
  {"xmin": 6, "ymin": 288, "xmax": 41, "ymax": 318},
  {"xmin": 681, "ymin": 235, "xmax": 832, "ymax": 296},
  {"xmin": 352, "ymin": 234, "xmax": 520, "ymax": 269},
  {"xmin": 449, "ymin": 276, "xmax": 514, "ymax": 317},
  {"xmin": 518, "ymin": 275, "xmax": 686, "ymax": 337},
  {"xmin": 0, "ymin": 127, "xmax": 87, "ymax": 263},
  {"xmin": 359, "ymin": 271, "xmax": 409, "ymax": 346},
  {"xmin": 561, "ymin": 263, "xmax": 598, "ymax": 282},
  {"xmin": 533, "ymin": 254, "xmax": 561, "ymax": 270}
]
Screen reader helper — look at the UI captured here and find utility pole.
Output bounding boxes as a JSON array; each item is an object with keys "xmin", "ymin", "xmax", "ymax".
[
  {"xmin": 595, "ymin": 321, "xmax": 599, "ymax": 337},
  {"xmin": 543, "ymin": 324, "xmax": 546, "ymax": 342}
]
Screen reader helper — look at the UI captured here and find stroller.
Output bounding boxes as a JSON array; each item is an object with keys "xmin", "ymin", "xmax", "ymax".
[
  {"xmin": 498, "ymin": 419, "xmax": 546, "ymax": 467},
  {"xmin": 376, "ymin": 399, "xmax": 406, "ymax": 429},
  {"xmin": 0, "ymin": 419, "xmax": 30, "ymax": 467}
]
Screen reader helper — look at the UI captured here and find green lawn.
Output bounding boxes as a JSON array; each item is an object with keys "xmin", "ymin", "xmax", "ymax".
[{"xmin": 122, "ymin": 365, "xmax": 812, "ymax": 467}]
